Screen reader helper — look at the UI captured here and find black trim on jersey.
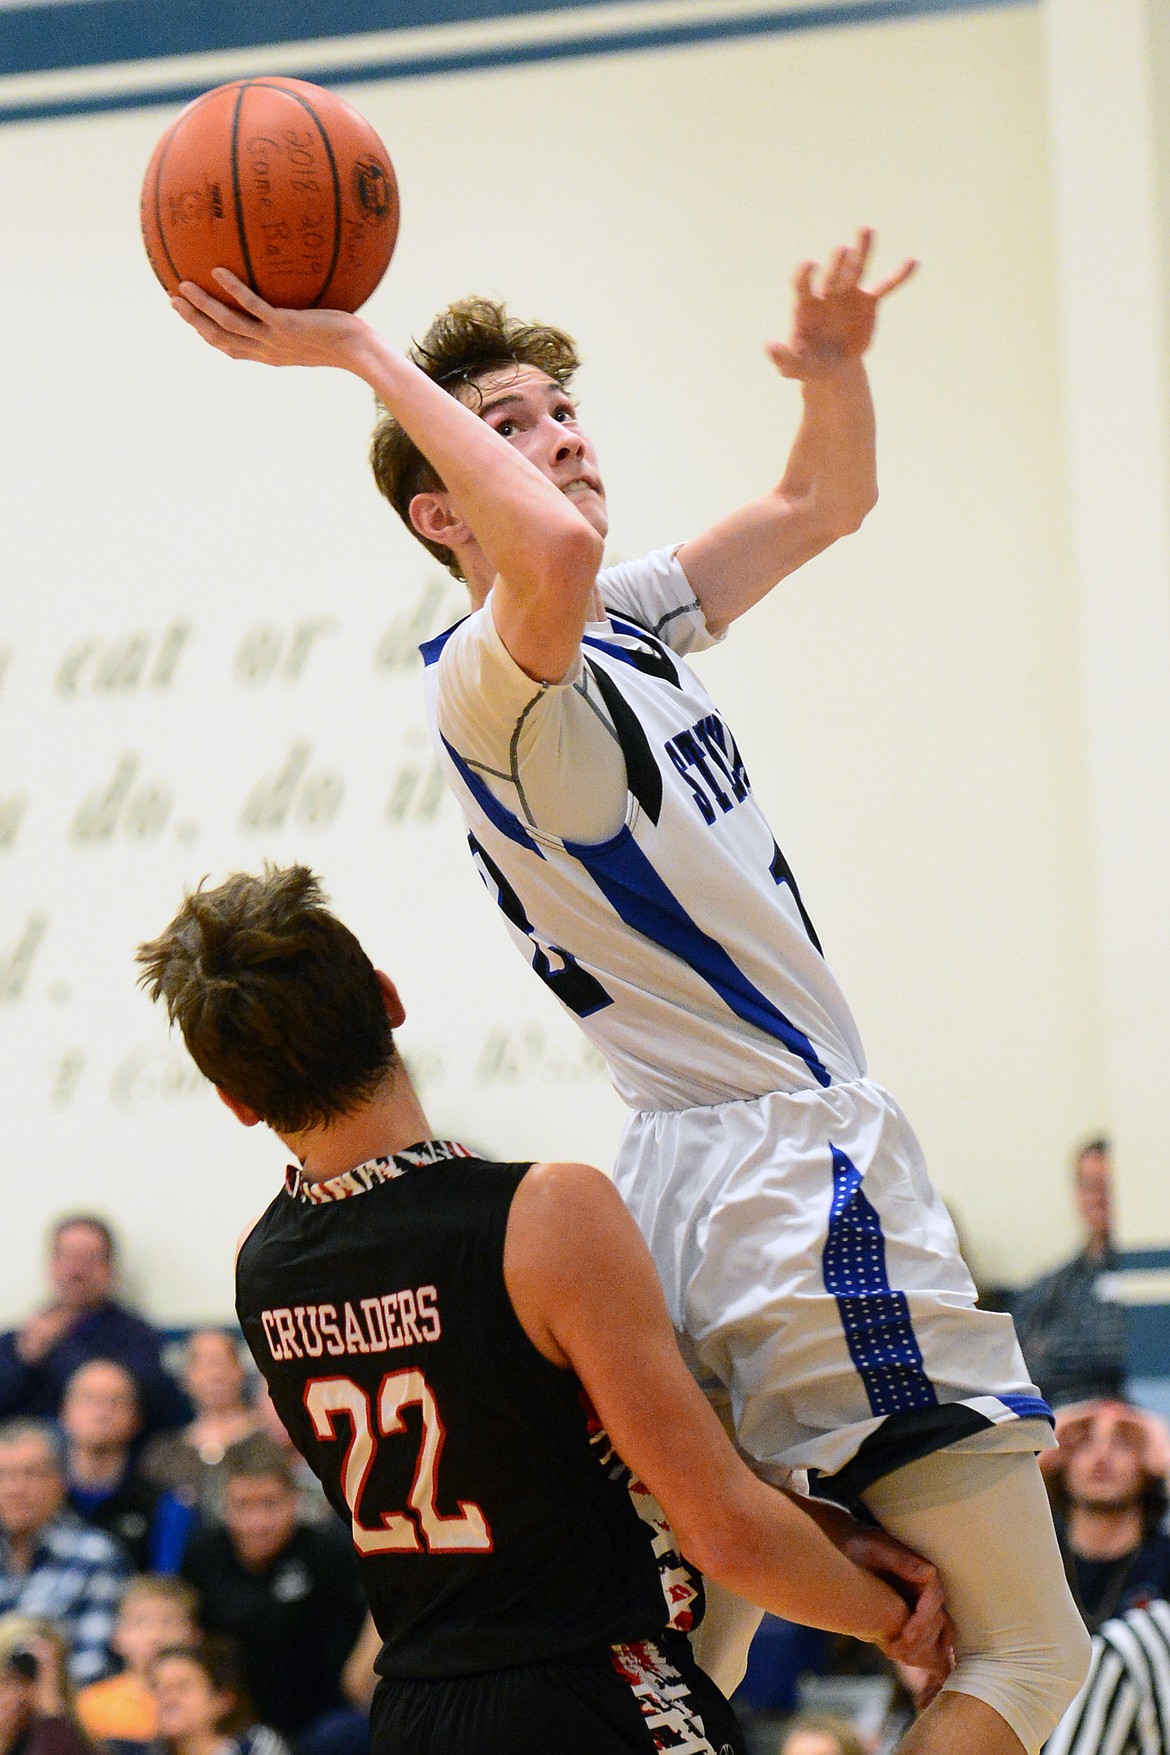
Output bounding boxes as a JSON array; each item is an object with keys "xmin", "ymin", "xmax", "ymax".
[
  {"xmin": 769, "ymin": 839, "xmax": 824, "ymax": 956},
  {"xmin": 584, "ymin": 620, "xmax": 682, "ymax": 689},
  {"xmin": 584, "ymin": 659, "xmax": 663, "ymax": 827},
  {"xmin": 807, "ymin": 1403, "xmax": 993, "ymax": 1508}
]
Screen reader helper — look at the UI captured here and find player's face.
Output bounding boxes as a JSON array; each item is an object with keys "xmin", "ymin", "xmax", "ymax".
[{"xmin": 460, "ymin": 365, "xmax": 609, "ymax": 539}]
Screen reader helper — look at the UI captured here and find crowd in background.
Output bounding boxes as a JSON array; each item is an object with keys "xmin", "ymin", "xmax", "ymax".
[{"xmin": 0, "ymin": 1138, "xmax": 1167, "ymax": 1755}]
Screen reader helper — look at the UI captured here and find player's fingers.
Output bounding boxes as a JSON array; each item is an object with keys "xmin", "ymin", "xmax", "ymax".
[
  {"xmin": 914, "ymin": 1578, "xmax": 947, "ymax": 1623},
  {"xmin": 171, "ymin": 297, "xmax": 260, "ymax": 358},
  {"xmin": 791, "ymin": 260, "xmax": 817, "ymax": 302},
  {"xmin": 822, "ymin": 245, "xmax": 853, "ymax": 295},
  {"xmin": 870, "ymin": 258, "xmax": 918, "ymax": 300},
  {"xmin": 764, "ymin": 340, "xmax": 804, "ymax": 380},
  {"xmin": 886, "ymin": 1550, "xmax": 939, "ymax": 1588},
  {"xmin": 176, "ymin": 280, "xmax": 263, "ymax": 338},
  {"xmin": 854, "ymin": 226, "xmax": 875, "ymax": 278},
  {"xmin": 211, "ymin": 266, "xmax": 276, "ymax": 320},
  {"xmin": 898, "ymin": 1580, "xmax": 948, "ymax": 1651}
]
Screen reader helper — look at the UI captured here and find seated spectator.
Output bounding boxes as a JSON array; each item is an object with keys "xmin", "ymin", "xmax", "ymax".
[
  {"xmin": 0, "ymin": 1420, "xmax": 127, "ymax": 1684},
  {"xmin": 1010, "ymin": 1138, "xmax": 1127, "ymax": 1407},
  {"xmin": 1046, "ymin": 1598, "xmax": 1170, "ymax": 1754},
  {"xmin": 149, "ymin": 1639, "xmax": 289, "ymax": 1755},
  {"xmin": 140, "ymin": 1335, "xmax": 258, "ymax": 1518},
  {"xmin": 0, "ymin": 1615, "xmax": 92, "ymax": 1755},
  {"xmin": 778, "ymin": 1717, "xmax": 866, "ymax": 1755},
  {"xmin": 1044, "ymin": 1399, "xmax": 1170, "ymax": 1630},
  {"xmin": 61, "ymin": 1362, "xmax": 192, "ymax": 1575},
  {"xmin": 76, "ymin": 1576, "xmax": 200, "ymax": 1745},
  {"xmin": 244, "ymin": 1389, "xmax": 329, "ymax": 1527},
  {"xmin": 179, "ymin": 1439, "xmax": 365, "ymax": 1755},
  {"xmin": 0, "ymin": 1219, "xmax": 187, "ymax": 1438}
]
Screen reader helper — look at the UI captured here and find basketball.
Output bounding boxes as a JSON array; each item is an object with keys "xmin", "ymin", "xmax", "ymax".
[{"xmin": 141, "ymin": 77, "xmax": 399, "ymax": 312}]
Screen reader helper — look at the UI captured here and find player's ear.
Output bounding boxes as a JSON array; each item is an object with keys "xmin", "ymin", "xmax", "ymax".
[
  {"xmin": 375, "ymin": 969, "xmax": 407, "ymax": 1028},
  {"xmin": 409, "ymin": 490, "xmax": 469, "ymax": 552},
  {"xmin": 217, "ymin": 1087, "xmax": 261, "ymax": 1128}
]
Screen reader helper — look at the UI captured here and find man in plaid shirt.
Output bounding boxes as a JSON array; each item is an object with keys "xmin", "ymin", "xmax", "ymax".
[{"xmin": 0, "ymin": 1417, "xmax": 128, "ymax": 1682}]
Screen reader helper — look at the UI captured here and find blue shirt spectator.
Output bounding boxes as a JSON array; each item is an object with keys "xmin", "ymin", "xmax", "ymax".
[
  {"xmin": 0, "ymin": 1418, "xmax": 129, "ymax": 1683},
  {"xmin": 0, "ymin": 1216, "xmax": 187, "ymax": 1437}
]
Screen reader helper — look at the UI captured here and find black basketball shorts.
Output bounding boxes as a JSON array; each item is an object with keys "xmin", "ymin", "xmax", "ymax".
[{"xmin": 370, "ymin": 1633, "xmax": 746, "ymax": 1754}]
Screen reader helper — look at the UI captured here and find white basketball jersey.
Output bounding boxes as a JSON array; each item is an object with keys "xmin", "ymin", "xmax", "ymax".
[{"xmin": 422, "ymin": 553, "xmax": 869, "ymax": 1113}]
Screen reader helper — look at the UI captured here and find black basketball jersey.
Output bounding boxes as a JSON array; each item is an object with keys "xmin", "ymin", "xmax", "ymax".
[{"xmin": 235, "ymin": 1140, "xmax": 689, "ymax": 1679}]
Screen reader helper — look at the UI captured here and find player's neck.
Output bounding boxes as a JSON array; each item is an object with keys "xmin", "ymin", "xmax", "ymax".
[{"xmin": 280, "ymin": 1061, "xmax": 434, "ymax": 1184}]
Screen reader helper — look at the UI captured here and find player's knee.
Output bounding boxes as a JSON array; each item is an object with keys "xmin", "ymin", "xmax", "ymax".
[{"xmin": 948, "ymin": 1601, "xmax": 1092, "ymax": 1753}]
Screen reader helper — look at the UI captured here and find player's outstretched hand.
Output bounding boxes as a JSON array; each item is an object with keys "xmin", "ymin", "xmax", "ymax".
[
  {"xmin": 172, "ymin": 268, "xmax": 370, "ymax": 370},
  {"xmin": 766, "ymin": 228, "xmax": 915, "ymax": 381}
]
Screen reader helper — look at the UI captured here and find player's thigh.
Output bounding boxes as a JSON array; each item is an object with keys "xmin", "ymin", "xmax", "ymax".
[
  {"xmin": 861, "ymin": 1448, "xmax": 1090, "ymax": 1750},
  {"xmin": 370, "ymin": 1638, "xmax": 746, "ymax": 1755}
]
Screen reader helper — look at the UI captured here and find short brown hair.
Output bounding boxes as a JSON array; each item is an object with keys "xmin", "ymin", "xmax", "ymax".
[
  {"xmin": 369, "ymin": 296, "xmax": 581, "ymax": 578},
  {"xmin": 53, "ymin": 1214, "xmax": 117, "ymax": 1260},
  {"xmin": 136, "ymin": 865, "xmax": 395, "ymax": 1132},
  {"xmin": 119, "ymin": 1574, "xmax": 200, "ymax": 1622},
  {"xmin": 222, "ymin": 1432, "xmax": 298, "ymax": 1493}
]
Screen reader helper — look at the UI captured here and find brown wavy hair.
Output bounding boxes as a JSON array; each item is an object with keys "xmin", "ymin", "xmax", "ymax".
[
  {"xmin": 136, "ymin": 865, "xmax": 395, "ymax": 1132},
  {"xmin": 369, "ymin": 296, "xmax": 581, "ymax": 578}
]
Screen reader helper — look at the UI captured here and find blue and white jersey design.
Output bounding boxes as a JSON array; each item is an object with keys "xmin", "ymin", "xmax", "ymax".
[
  {"xmin": 615, "ymin": 1083, "xmax": 1052, "ymax": 1486},
  {"xmin": 423, "ymin": 548, "xmax": 867, "ymax": 1113},
  {"xmin": 424, "ymin": 549, "xmax": 1052, "ymax": 1489}
]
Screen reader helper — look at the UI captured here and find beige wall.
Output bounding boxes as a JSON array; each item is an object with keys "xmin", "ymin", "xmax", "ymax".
[{"xmin": 0, "ymin": 2, "xmax": 1140, "ymax": 1319}]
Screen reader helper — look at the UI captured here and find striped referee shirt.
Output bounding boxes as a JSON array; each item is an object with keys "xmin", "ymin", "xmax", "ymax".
[{"xmin": 1047, "ymin": 1599, "xmax": 1170, "ymax": 1754}]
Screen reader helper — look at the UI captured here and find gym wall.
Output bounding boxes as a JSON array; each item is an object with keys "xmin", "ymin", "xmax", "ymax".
[{"xmin": 0, "ymin": 0, "xmax": 1105, "ymax": 1317}]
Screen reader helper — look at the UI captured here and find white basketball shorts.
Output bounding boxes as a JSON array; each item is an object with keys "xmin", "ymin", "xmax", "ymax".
[{"xmin": 613, "ymin": 1077, "xmax": 1053, "ymax": 1491}]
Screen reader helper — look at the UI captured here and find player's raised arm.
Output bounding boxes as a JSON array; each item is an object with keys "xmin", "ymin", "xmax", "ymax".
[
  {"xmin": 504, "ymin": 1160, "xmax": 952, "ymax": 1678},
  {"xmin": 677, "ymin": 229, "xmax": 916, "ymax": 635},
  {"xmin": 171, "ymin": 273, "xmax": 604, "ymax": 672}
]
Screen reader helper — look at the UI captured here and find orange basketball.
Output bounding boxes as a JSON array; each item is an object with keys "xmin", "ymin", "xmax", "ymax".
[{"xmin": 141, "ymin": 77, "xmax": 399, "ymax": 312}]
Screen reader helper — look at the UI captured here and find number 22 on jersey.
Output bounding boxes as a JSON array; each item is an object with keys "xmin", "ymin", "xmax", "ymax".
[{"xmin": 305, "ymin": 1371, "xmax": 493, "ymax": 1555}]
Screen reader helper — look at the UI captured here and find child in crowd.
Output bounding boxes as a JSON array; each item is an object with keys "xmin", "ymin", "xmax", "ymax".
[
  {"xmin": 778, "ymin": 1716, "xmax": 866, "ymax": 1755},
  {"xmin": 148, "ymin": 1641, "xmax": 288, "ymax": 1755},
  {"xmin": 76, "ymin": 1577, "xmax": 200, "ymax": 1745},
  {"xmin": 0, "ymin": 1615, "xmax": 91, "ymax": 1755}
]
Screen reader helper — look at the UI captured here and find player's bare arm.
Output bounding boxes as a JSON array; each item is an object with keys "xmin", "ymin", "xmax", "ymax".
[
  {"xmin": 503, "ymin": 1159, "xmax": 952, "ymax": 1679},
  {"xmin": 677, "ymin": 229, "xmax": 916, "ymax": 635},
  {"xmin": 171, "ymin": 271, "xmax": 603, "ymax": 663}
]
